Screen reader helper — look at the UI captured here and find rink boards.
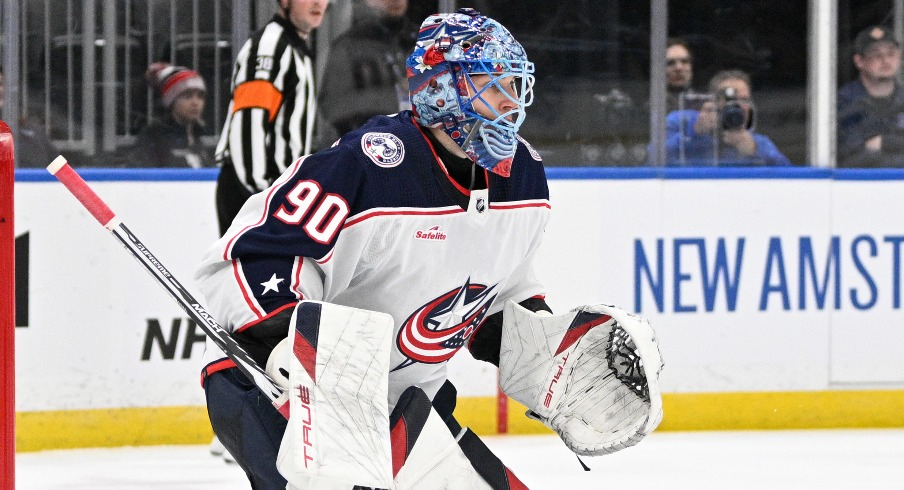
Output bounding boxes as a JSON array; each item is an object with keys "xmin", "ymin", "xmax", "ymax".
[{"xmin": 12, "ymin": 167, "xmax": 904, "ymax": 450}]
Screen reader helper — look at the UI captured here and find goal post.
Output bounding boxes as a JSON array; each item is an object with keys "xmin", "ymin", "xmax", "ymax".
[{"xmin": 0, "ymin": 121, "xmax": 15, "ymax": 490}]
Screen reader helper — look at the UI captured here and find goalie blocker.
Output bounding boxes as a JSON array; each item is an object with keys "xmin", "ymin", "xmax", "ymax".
[{"xmin": 498, "ymin": 301, "xmax": 664, "ymax": 456}]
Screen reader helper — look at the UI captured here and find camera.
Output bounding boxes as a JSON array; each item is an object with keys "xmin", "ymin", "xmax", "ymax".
[{"xmin": 718, "ymin": 87, "xmax": 747, "ymax": 130}]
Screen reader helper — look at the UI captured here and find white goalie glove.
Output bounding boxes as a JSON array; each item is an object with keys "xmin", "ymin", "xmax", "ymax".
[{"xmin": 498, "ymin": 301, "xmax": 664, "ymax": 456}]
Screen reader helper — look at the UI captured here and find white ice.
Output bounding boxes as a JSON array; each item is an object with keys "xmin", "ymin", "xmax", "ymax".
[{"xmin": 16, "ymin": 429, "xmax": 904, "ymax": 489}]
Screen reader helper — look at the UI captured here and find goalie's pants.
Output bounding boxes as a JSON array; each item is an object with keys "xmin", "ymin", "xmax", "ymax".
[{"xmin": 204, "ymin": 367, "xmax": 288, "ymax": 489}]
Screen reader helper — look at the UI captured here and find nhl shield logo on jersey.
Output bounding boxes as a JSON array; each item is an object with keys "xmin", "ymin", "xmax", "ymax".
[
  {"xmin": 392, "ymin": 279, "xmax": 498, "ymax": 371},
  {"xmin": 361, "ymin": 132, "xmax": 405, "ymax": 168}
]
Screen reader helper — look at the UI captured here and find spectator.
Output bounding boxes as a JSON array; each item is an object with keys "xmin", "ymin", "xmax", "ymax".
[
  {"xmin": 318, "ymin": 0, "xmax": 415, "ymax": 135},
  {"xmin": 665, "ymin": 37, "xmax": 701, "ymax": 112},
  {"xmin": 126, "ymin": 62, "xmax": 213, "ymax": 168},
  {"xmin": 837, "ymin": 25, "xmax": 904, "ymax": 168},
  {"xmin": 663, "ymin": 69, "xmax": 792, "ymax": 166},
  {"xmin": 0, "ymin": 67, "xmax": 59, "ymax": 168},
  {"xmin": 215, "ymin": 0, "xmax": 329, "ymax": 235}
]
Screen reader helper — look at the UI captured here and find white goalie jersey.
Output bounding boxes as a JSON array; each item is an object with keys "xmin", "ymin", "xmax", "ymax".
[{"xmin": 195, "ymin": 111, "xmax": 551, "ymax": 408}]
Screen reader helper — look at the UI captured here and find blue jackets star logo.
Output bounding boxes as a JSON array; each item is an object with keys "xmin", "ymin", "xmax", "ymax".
[{"xmin": 260, "ymin": 273, "xmax": 284, "ymax": 295}]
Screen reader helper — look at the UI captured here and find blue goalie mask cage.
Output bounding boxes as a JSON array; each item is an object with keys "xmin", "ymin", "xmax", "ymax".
[{"xmin": 407, "ymin": 8, "xmax": 535, "ymax": 177}]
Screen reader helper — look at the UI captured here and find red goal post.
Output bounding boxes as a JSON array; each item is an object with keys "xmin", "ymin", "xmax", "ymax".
[{"xmin": 0, "ymin": 121, "xmax": 15, "ymax": 490}]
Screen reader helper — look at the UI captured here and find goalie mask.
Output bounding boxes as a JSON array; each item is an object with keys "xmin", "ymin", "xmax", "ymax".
[{"xmin": 407, "ymin": 8, "xmax": 535, "ymax": 177}]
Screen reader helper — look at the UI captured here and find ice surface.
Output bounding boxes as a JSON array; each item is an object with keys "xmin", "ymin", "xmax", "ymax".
[{"xmin": 16, "ymin": 430, "xmax": 904, "ymax": 489}]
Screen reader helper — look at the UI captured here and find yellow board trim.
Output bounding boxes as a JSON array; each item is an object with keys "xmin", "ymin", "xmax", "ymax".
[
  {"xmin": 16, "ymin": 390, "xmax": 904, "ymax": 452},
  {"xmin": 16, "ymin": 406, "xmax": 214, "ymax": 452},
  {"xmin": 460, "ymin": 390, "xmax": 904, "ymax": 434},
  {"xmin": 655, "ymin": 390, "xmax": 904, "ymax": 431}
]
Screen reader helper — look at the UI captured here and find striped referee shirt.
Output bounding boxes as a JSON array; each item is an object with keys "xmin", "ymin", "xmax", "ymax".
[{"xmin": 215, "ymin": 15, "xmax": 317, "ymax": 193}]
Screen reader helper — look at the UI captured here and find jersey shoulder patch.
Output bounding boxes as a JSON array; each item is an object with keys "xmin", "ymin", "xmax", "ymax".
[{"xmin": 360, "ymin": 132, "xmax": 406, "ymax": 168}]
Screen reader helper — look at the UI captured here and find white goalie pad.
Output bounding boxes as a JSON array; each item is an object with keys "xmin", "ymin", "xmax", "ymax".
[
  {"xmin": 392, "ymin": 388, "xmax": 494, "ymax": 490},
  {"xmin": 498, "ymin": 301, "xmax": 664, "ymax": 456},
  {"xmin": 275, "ymin": 301, "xmax": 396, "ymax": 489}
]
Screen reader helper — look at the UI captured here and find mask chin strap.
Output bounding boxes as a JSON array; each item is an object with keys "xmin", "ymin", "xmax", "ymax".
[
  {"xmin": 459, "ymin": 120, "xmax": 482, "ymax": 190},
  {"xmin": 459, "ymin": 119, "xmax": 483, "ymax": 155}
]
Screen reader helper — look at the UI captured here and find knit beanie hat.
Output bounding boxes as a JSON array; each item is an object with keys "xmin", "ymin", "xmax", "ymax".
[{"xmin": 145, "ymin": 62, "xmax": 206, "ymax": 107}]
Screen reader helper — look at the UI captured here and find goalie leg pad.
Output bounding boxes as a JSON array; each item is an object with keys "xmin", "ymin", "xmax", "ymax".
[
  {"xmin": 391, "ymin": 386, "xmax": 526, "ymax": 490},
  {"xmin": 455, "ymin": 427, "xmax": 528, "ymax": 490},
  {"xmin": 276, "ymin": 301, "xmax": 396, "ymax": 489},
  {"xmin": 498, "ymin": 301, "xmax": 664, "ymax": 456}
]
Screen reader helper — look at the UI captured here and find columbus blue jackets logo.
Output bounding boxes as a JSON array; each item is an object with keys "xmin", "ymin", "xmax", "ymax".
[
  {"xmin": 361, "ymin": 132, "xmax": 405, "ymax": 167},
  {"xmin": 393, "ymin": 279, "xmax": 497, "ymax": 371}
]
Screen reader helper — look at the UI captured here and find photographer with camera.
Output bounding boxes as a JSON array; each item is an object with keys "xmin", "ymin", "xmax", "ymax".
[{"xmin": 663, "ymin": 69, "xmax": 791, "ymax": 166}]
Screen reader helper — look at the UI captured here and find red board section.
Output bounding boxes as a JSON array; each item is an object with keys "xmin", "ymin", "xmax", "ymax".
[{"xmin": 0, "ymin": 121, "xmax": 17, "ymax": 490}]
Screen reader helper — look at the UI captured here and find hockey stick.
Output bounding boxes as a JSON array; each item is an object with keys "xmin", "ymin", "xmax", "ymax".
[{"xmin": 46, "ymin": 156, "xmax": 286, "ymax": 411}]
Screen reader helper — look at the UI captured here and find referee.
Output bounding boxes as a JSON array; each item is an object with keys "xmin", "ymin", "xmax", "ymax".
[{"xmin": 214, "ymin": 0, "xmax": 329, "ymax": 235}]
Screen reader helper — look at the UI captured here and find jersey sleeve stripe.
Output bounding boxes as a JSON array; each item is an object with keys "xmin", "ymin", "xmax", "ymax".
[
  {"xmin": 200, "ymin": 358, "xmax": 237, "ymax": 386},
  {"xmin": 343, "ymin": 206, "xmax": 464, "ymax": 228},
  {"xmin": 291, "ymin": 256, "xmax": 306, "ymax": 299},
  {"xmin": 232, "ymin": 80, "xmax": 284, "ymax": 122},
  {"xmin": 315, "ymin": 249, "xmax": 334, "ymax": 265},
  {"xmin": 235, "ymin": 301, "xmax": 298, "ymax": 334},
  {"xmin": 488, "ymin": 200, "xmax": 551, "ymax": 210},
  {"xmin": 232, "ymin": 258, "xmax": 266, "ymax": 319},
  {"xmin": 342, "ymin": 203, "xmax": 549, "ymax": 231}
]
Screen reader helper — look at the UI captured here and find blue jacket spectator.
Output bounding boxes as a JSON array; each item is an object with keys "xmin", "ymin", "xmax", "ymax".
[
  {"xmin": 837, "ymin": 25, "xmax": 904, "ymax": 168},
  {"xmin": 662, "ymin": 69, "xmax": 791, "ymax": 166},
  {"xmin": 665, "ymin": 109, "xmax": 791, "ymax": 166}
]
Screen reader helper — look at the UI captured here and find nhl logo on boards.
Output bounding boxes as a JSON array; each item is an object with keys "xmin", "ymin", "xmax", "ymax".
[{"xmin": 361, "ymin": 132, "xmax": 405, "ymax": 168}]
